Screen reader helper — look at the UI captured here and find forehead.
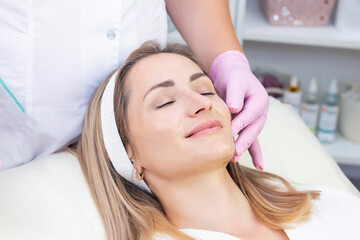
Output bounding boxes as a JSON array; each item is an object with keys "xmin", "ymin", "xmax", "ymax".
[{"xmin": 126, "ymin": 53, "xmax": 202, "ymax": 89}]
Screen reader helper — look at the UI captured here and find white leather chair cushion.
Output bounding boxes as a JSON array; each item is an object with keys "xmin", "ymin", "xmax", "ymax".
[{"xmin": 0, "ymin": 151, "xmax": 106, "ymax": 239}]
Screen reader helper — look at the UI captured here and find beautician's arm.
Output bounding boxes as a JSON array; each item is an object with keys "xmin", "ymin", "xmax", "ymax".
[
  {"xmin": 165, "ymin": 0, "xmax": 269, "ymax": 170},
  {"xmin": 165, "ymin": 0, "xmax": 242, "ymax": 73}
]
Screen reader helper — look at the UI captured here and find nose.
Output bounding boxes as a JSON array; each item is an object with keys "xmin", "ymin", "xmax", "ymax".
[{"xmin": 185, "ymin": 91, "xmax": 213, "ymax": 117}]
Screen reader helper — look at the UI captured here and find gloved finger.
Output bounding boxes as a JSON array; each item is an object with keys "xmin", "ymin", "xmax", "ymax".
[
  {"xmin": 231, "ymin": 95, "xmax": 268, "ymax": 135},
  {"xmin": 233, "ymin": 114, "xmax": 267, "ymax": 156},
  {"xmin": 231, "ymin": 136, "xmax": 264, "ymax": 171},
  {"xmin": 225, "ymin": 77, "xmax": 246, "ymax": 114},
  {"xmin": 248, "ymin": 138, "xmax": 263, "ymax": 170},
  {"xmin": 230, "ymin": 148, "xmax": 239, "ymax": 163}
]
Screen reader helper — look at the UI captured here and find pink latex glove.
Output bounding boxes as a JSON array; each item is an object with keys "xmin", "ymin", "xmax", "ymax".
[{"xmin": 209, "ymin": 50, "xmax": 269, "ymax": 170}]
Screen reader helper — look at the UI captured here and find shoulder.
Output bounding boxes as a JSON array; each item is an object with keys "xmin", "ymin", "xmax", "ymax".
[
  {"xmin": 153, "ymin": 229, "xmax": 244, "ymax": 240},
  {"xmin": 294, "ymin": 184, "xmax": 360, "ymax": 211},
  {"xmin": 300, "ymin": 185, "xmax": 360, "ymax": 230},
  {"xmin": 152, "ymin": 229, "xmax": 241, "ymax": 240},
  {"xmin": 284, "ymin": 184, "xmax": 360, "ymax": 239},
  {"xmin": 152, "ymin": 232, "xmax": 175, "ymax": 240},
  {"xmin": 294, "ymin": 184, "xmax": 359, "ymax": 202}
]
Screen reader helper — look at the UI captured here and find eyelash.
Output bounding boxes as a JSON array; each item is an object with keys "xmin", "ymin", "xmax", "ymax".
[{"xmin": 156, "ymin": 92, "xmax": 215, "ymax": 109}]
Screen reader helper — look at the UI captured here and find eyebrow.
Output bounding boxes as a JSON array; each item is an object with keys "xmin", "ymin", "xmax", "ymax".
[{"xmin": 143, "ymin": 72, "xmax": 210, "ymax": 101}]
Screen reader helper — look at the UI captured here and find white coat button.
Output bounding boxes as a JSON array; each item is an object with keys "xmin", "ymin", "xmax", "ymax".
[{"xmin": 107, "ymin": 31, "xmax": 116, "ymax": 40}]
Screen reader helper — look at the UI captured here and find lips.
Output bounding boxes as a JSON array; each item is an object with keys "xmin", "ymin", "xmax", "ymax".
[{"xmin": 185, "ymin": 120, "xmax": 222, "ymax": 138}]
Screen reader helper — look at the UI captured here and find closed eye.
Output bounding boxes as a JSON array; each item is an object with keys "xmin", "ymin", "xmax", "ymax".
[
  {"xmin": 156, "ymin": 101, "xmax": 175, "ymax": 109},
  {"xmin": 156, "ymin": 92, "xmax": 215, "ymax": 109},
  {"xmin": 201, "ymin": 92, "xmax": 215, "ymax": 96}
]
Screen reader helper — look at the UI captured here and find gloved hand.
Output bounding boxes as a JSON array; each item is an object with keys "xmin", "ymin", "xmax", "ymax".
[{"xmin": 209, "ymin": 50, "xmax": 269, "ymax": 170}]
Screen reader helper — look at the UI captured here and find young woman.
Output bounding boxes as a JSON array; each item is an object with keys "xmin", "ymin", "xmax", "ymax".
[{"xmin": 67, "ymin": 40, "xmax": 360, "ymax": 240}]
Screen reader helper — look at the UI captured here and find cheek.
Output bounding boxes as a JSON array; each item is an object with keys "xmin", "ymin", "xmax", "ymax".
[
  {"xmin": 215, "ymin": 98, "xmax": 232, "ymax": 126},
  {"xmin": 147, "ymin": 110, "xmax": 182, "ymax": 138},
  {"xmin": 132, "ymin": 110, "xmax": 183, "ymax": 164}
]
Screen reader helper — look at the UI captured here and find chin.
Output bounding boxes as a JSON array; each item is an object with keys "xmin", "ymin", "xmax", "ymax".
[
  {"xmin": 200, "ymin": 143, "xmax": 234, "ymax": 163},
  {"xmin": 184, "ymin": 133, "xmax": 234, "ymax": 161}
]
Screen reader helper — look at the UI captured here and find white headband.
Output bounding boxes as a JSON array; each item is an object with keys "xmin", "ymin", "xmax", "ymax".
[{"xmin": 100, "ymin": 68, "xmax": 153, "ymax": 194}]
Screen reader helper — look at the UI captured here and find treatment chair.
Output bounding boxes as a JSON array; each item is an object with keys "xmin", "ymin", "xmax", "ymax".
[{"xmin": 0, "ymin": 97, "xmax": 358, "ymax": 239}]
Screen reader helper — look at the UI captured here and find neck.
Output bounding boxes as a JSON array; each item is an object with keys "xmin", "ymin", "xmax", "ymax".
[{"xmin": 149, "ymin": 166, "xmax": 263, "ymax": 238}]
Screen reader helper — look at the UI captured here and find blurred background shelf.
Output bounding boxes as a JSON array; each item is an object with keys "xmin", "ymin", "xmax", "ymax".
[
  {"xmin": 167, "ymin": 30, "xmax": 186, "ymax": 45},
  {"xmin": 243, "ymin": 0, "xmax": 360, "ymax": 50},
  {"xmin": 322, "ymin": 134, "xmax": 360, "ymax": 166}
]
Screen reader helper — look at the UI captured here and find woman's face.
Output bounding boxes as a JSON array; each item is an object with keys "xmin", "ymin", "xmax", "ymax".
[{"xmin": 125, "ymin": 53, "xmax": 234, "ymax": 182}]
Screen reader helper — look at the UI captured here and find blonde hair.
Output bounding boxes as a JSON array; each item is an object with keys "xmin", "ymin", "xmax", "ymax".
[{"xmin": 66, "ymin": 40, "xmax": 320, "ymax": 240}]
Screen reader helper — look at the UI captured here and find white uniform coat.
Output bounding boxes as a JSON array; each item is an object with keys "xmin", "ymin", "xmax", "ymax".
[{"xmin": 0, "ymin": 0, "xmax": 168, "ymax": 170}]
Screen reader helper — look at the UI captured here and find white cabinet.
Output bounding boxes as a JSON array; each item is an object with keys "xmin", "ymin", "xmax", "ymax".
[
  {"xmin": 166, "ymin": 0, "xmax": 360, "ymax": 166},
  {"xmin": 243, "ymin": 0, "xmax": 360, "ymax": 50}
]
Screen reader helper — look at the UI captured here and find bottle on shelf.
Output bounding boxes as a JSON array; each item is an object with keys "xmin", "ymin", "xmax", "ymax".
[
  {"xmin": 283, "ymin": 75, "xmax": 302, "ymax": 114},
  {"xmin": 317, "ymin": 78, "xmax": 340, "ymax": 143},
  {"xmin": 301, "ymin": 77, "xmax": 320, "ymax": 134}
]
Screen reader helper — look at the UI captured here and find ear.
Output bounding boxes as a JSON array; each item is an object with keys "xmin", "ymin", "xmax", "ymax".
[
  {"xmin": 125, "ymin": 144, "xmax": 135, "ymax": 163},
  {"xmin": 125, "ymin": 144, "xmax": 143, "ymax": 173}
]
